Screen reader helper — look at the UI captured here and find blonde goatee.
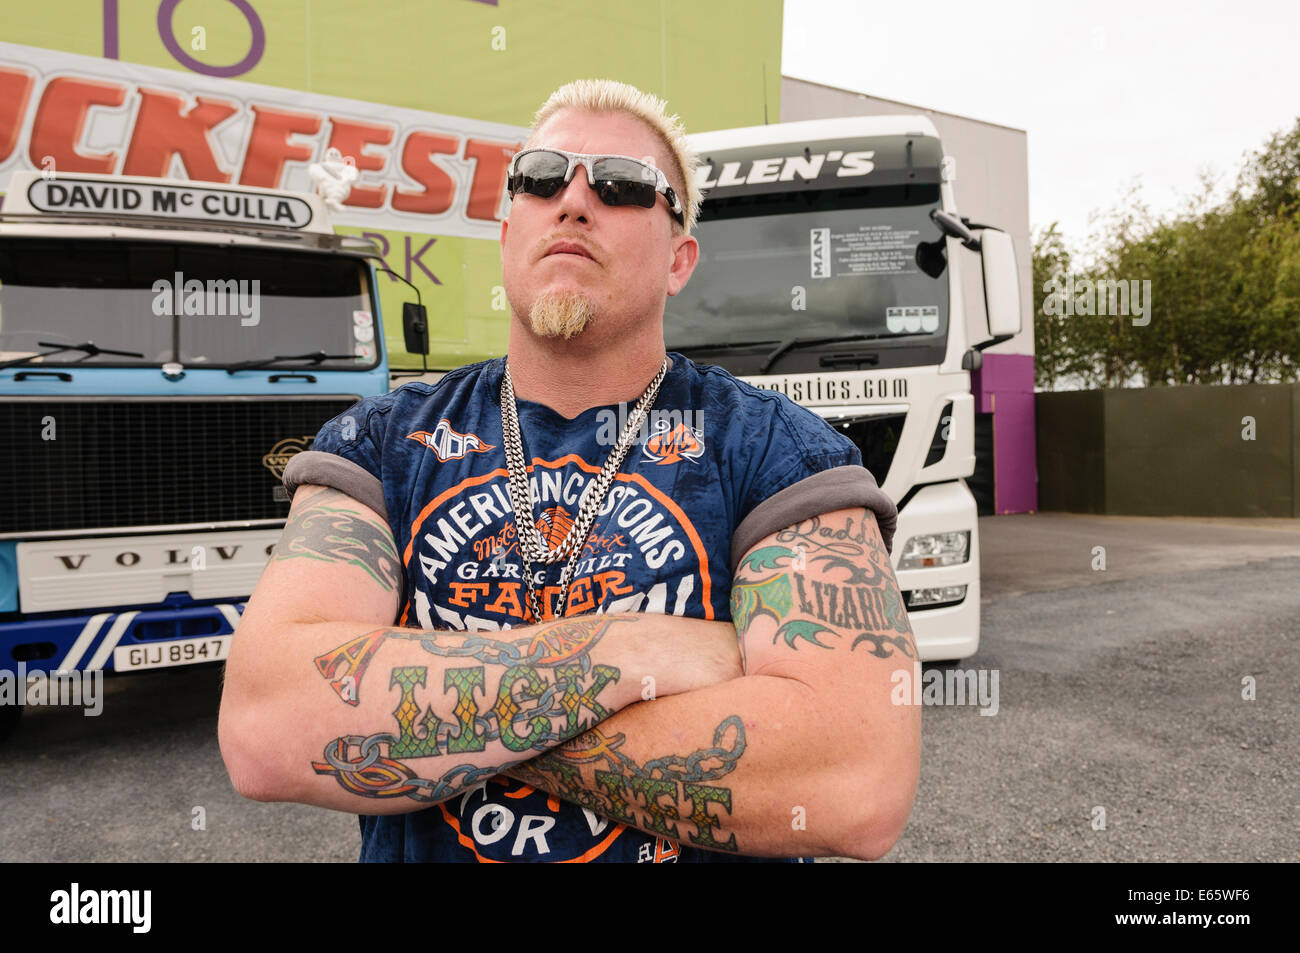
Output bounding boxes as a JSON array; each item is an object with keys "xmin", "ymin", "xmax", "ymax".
[{"xmin": 528, "ymin": 290, "xmax": 595, "ymax": 340}]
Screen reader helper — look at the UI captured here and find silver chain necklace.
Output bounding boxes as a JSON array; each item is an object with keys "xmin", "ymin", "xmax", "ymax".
[{"xmin": 500, "ymin": 356, "xmax": 669, "ymax": 621}]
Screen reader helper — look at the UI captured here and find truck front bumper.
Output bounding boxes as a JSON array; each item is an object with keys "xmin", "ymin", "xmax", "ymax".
[{"xmin": 1, "ymin": 599, "xmax": 243, "ymax": 674}]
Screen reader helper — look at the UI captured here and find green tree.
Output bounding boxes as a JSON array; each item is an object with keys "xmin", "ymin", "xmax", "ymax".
[
  {"xmin": 1031, "ymin": 222, "xmax": 1070, "ymax": 390},
  {"xmin": 1041, "ymin": 116, "xmax": 1300, "ymax": 390}
]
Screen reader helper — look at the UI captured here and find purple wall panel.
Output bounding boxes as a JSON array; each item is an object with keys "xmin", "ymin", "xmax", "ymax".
[{"xmin": 972, "ymin": 353, "xmax": 1038, "ymax": 513}]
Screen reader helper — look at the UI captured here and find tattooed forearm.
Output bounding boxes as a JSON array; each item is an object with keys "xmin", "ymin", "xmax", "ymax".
[
  {"xmin": 731, "ymin": 509, "xmax": 916, "ymax": 658},
  {"xmin": 274, "ymin": 488, "xmax": 400, "ymax": 591},
  {"xmin": 310, "ymin": 617, "xmax": 625, "ymax": 803},
  {"xmin": 506, "ymin": 715, "xmax": 747, "ymax": 852},
  {"xmin": 313, "ymin": 738, "xmax": 517, "ymax": 803},
  {"xmin": 311, "ymin": 617, "xmax": 616, "ymax": 705}
]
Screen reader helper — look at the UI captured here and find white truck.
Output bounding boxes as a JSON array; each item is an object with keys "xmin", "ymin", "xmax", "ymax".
[{"xmin": 665, "ymin": 115, "xmax": 1021, "ymax": 661}]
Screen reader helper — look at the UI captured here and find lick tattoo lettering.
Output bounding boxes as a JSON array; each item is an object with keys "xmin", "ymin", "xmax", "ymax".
[{"xmin": 310, "ymin": 618, "xmax": 626, "ymax": 803}]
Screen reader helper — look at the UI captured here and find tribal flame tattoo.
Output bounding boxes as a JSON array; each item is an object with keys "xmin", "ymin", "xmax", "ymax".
[{"xmin": 273, "ymin": 494, "xmax": 401, "ymax": 591}]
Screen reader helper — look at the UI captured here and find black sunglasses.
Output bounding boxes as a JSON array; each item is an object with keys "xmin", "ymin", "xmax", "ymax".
[{"xmin": 507, "ymin": 148, "xmax": 685, "ymax": 227}]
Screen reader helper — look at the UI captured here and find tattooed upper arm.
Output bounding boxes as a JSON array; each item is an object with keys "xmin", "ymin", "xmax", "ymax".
[
  {"xmin": 248, "ymin": 484, "xmax": 402, "ymax": 628},
  {"xmin": 273, "ymin": 486, "xmax": 401, "ymax": 592},
  {"xmin": 730, "ymin": 507, "xmax": 917, "ymax": 673}
]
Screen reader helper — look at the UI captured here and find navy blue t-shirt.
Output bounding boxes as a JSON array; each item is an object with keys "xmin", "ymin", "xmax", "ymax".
[{"xmin": 284, "ymin": 353, "xmax": 896, "ymax": 863}]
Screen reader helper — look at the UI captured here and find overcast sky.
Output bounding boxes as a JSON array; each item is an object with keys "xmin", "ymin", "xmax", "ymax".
[{"xmin": 782, "ymin": 0, "xmax": 1300, "ymax": 253}]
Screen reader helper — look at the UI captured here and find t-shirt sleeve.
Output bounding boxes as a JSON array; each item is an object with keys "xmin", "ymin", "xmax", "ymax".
[
  {"xmin": 729, "ymin": 396, "xmax": 898, "ymax": 572},
  {"xmin": 281, "ymin": 397, "xmax": 388, "ymax": 519}
]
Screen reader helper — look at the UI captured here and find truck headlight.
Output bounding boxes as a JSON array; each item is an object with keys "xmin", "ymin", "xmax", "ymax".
[
  {"xmin": 897, "ymin": 531, "xmax": 970, "ymax": 569},
  {"xmin": 905, "ymin": 586, "xmax": 967, "ymax": 608}
]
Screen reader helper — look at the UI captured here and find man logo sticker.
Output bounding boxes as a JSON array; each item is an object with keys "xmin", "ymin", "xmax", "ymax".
[{"xmin": 810, "ymin": 228, "xmax": 831, "ymax": 279}]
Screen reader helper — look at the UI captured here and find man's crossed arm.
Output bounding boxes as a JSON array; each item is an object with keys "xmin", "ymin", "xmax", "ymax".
[
  {"xmin": 504, "ymin": 506, "xmax": 921, "ymax": 860},
  {"xmin": 218, "ymin": 485, "xmax": 741, "ymax": 813},
  {"xmin": 219, "ymin": 485, "xmax": 920, "ymax": 859}
]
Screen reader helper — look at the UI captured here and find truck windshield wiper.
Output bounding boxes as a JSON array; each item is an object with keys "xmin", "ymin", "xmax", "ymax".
[
  {"xmin": 670, "ymin": 340, "xmax": 781, "ymax": 355},
  {"xmin": 225, "ymin": 351, "xmax": 355, "ymax": 374},
  {"xmin": 758, "ymin": 332, "xmax": 932, "ymax": 374},
  {"xmin": 0, "ymin": 340, "xmax": 146, "ymax": 370}
]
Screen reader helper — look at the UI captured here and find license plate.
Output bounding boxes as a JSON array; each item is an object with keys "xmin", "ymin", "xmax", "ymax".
[{"xmin": 113, "ymin": 635, "xmax": 232, "ymax": 671}]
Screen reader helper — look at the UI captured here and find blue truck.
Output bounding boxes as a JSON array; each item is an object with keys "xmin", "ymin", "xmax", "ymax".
[{"xmin": 0, "ymin": 171, "xmax": 424, "ymax": 736}]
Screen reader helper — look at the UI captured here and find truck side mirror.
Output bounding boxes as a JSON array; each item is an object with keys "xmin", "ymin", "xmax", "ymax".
[
  {"xmin": 979, "ymin": 229, "xmax": 1021, "ymax": 339},
  {"xmin": 915, "ymin": 237, "xmax": 947, "ymax": 279},
  {"xmin": 402, "ymin": 302, "xmax": 429, "ymax": 355}
]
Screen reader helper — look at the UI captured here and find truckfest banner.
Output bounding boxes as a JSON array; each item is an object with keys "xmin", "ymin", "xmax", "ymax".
[
  {"xmin": 0, "ymin": 40, "xmax": 523, "ymax": 368},
  {"xmin": 0, "ymin": 2, "xmax": 783, "ymax": 370}
]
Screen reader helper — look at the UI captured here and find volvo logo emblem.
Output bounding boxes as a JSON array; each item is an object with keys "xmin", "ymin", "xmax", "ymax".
[{"xmin": 261, "ymin": 436, "xmax": 314, "ymax": 479}]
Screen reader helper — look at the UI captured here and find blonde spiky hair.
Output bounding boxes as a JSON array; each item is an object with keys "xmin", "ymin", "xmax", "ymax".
[{"xmin": 525, "ymin": 79, "xmax": 701, "ymax": 235}]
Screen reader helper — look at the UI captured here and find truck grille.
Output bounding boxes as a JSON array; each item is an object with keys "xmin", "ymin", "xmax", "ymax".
[
  {"xmin": 828, "ymin": 412, "xmax": 906, "ymax": 487},
  {"xmin": 0, "ymin": 397, "xmax": 358, "ymax": 535}
]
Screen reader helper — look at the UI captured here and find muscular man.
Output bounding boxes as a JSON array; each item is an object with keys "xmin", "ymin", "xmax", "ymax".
[{"xmin": 218, "ymin": 79, "xmax": 920, "ymax": 863}]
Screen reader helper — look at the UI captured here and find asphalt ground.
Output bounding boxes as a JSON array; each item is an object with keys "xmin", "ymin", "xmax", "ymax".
[
  {"xmin": 1, "ymin": 512, "xmax": 1296, "ymax": 863},
  {"xmin": 877, "ymin": 514, "xmax": 1300, "ymax": 863}
]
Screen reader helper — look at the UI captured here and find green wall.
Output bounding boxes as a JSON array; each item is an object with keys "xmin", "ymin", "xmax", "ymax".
[
  {"xmin": 1037, "ymin": 384, "xmax": 1298, "ymax": 517},
  {"xmin": 3, "ymin": 0, "xmax": 783, "ymax": 369}
]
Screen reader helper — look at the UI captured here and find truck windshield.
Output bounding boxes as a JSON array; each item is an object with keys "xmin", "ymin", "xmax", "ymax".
[
  {"xmin": 665, "ymin": 183, "xmax": 949, "ymax": 363},
  {"xmin": 0, "ymin": 238, "xmax": 374, "ymax": 369}
]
